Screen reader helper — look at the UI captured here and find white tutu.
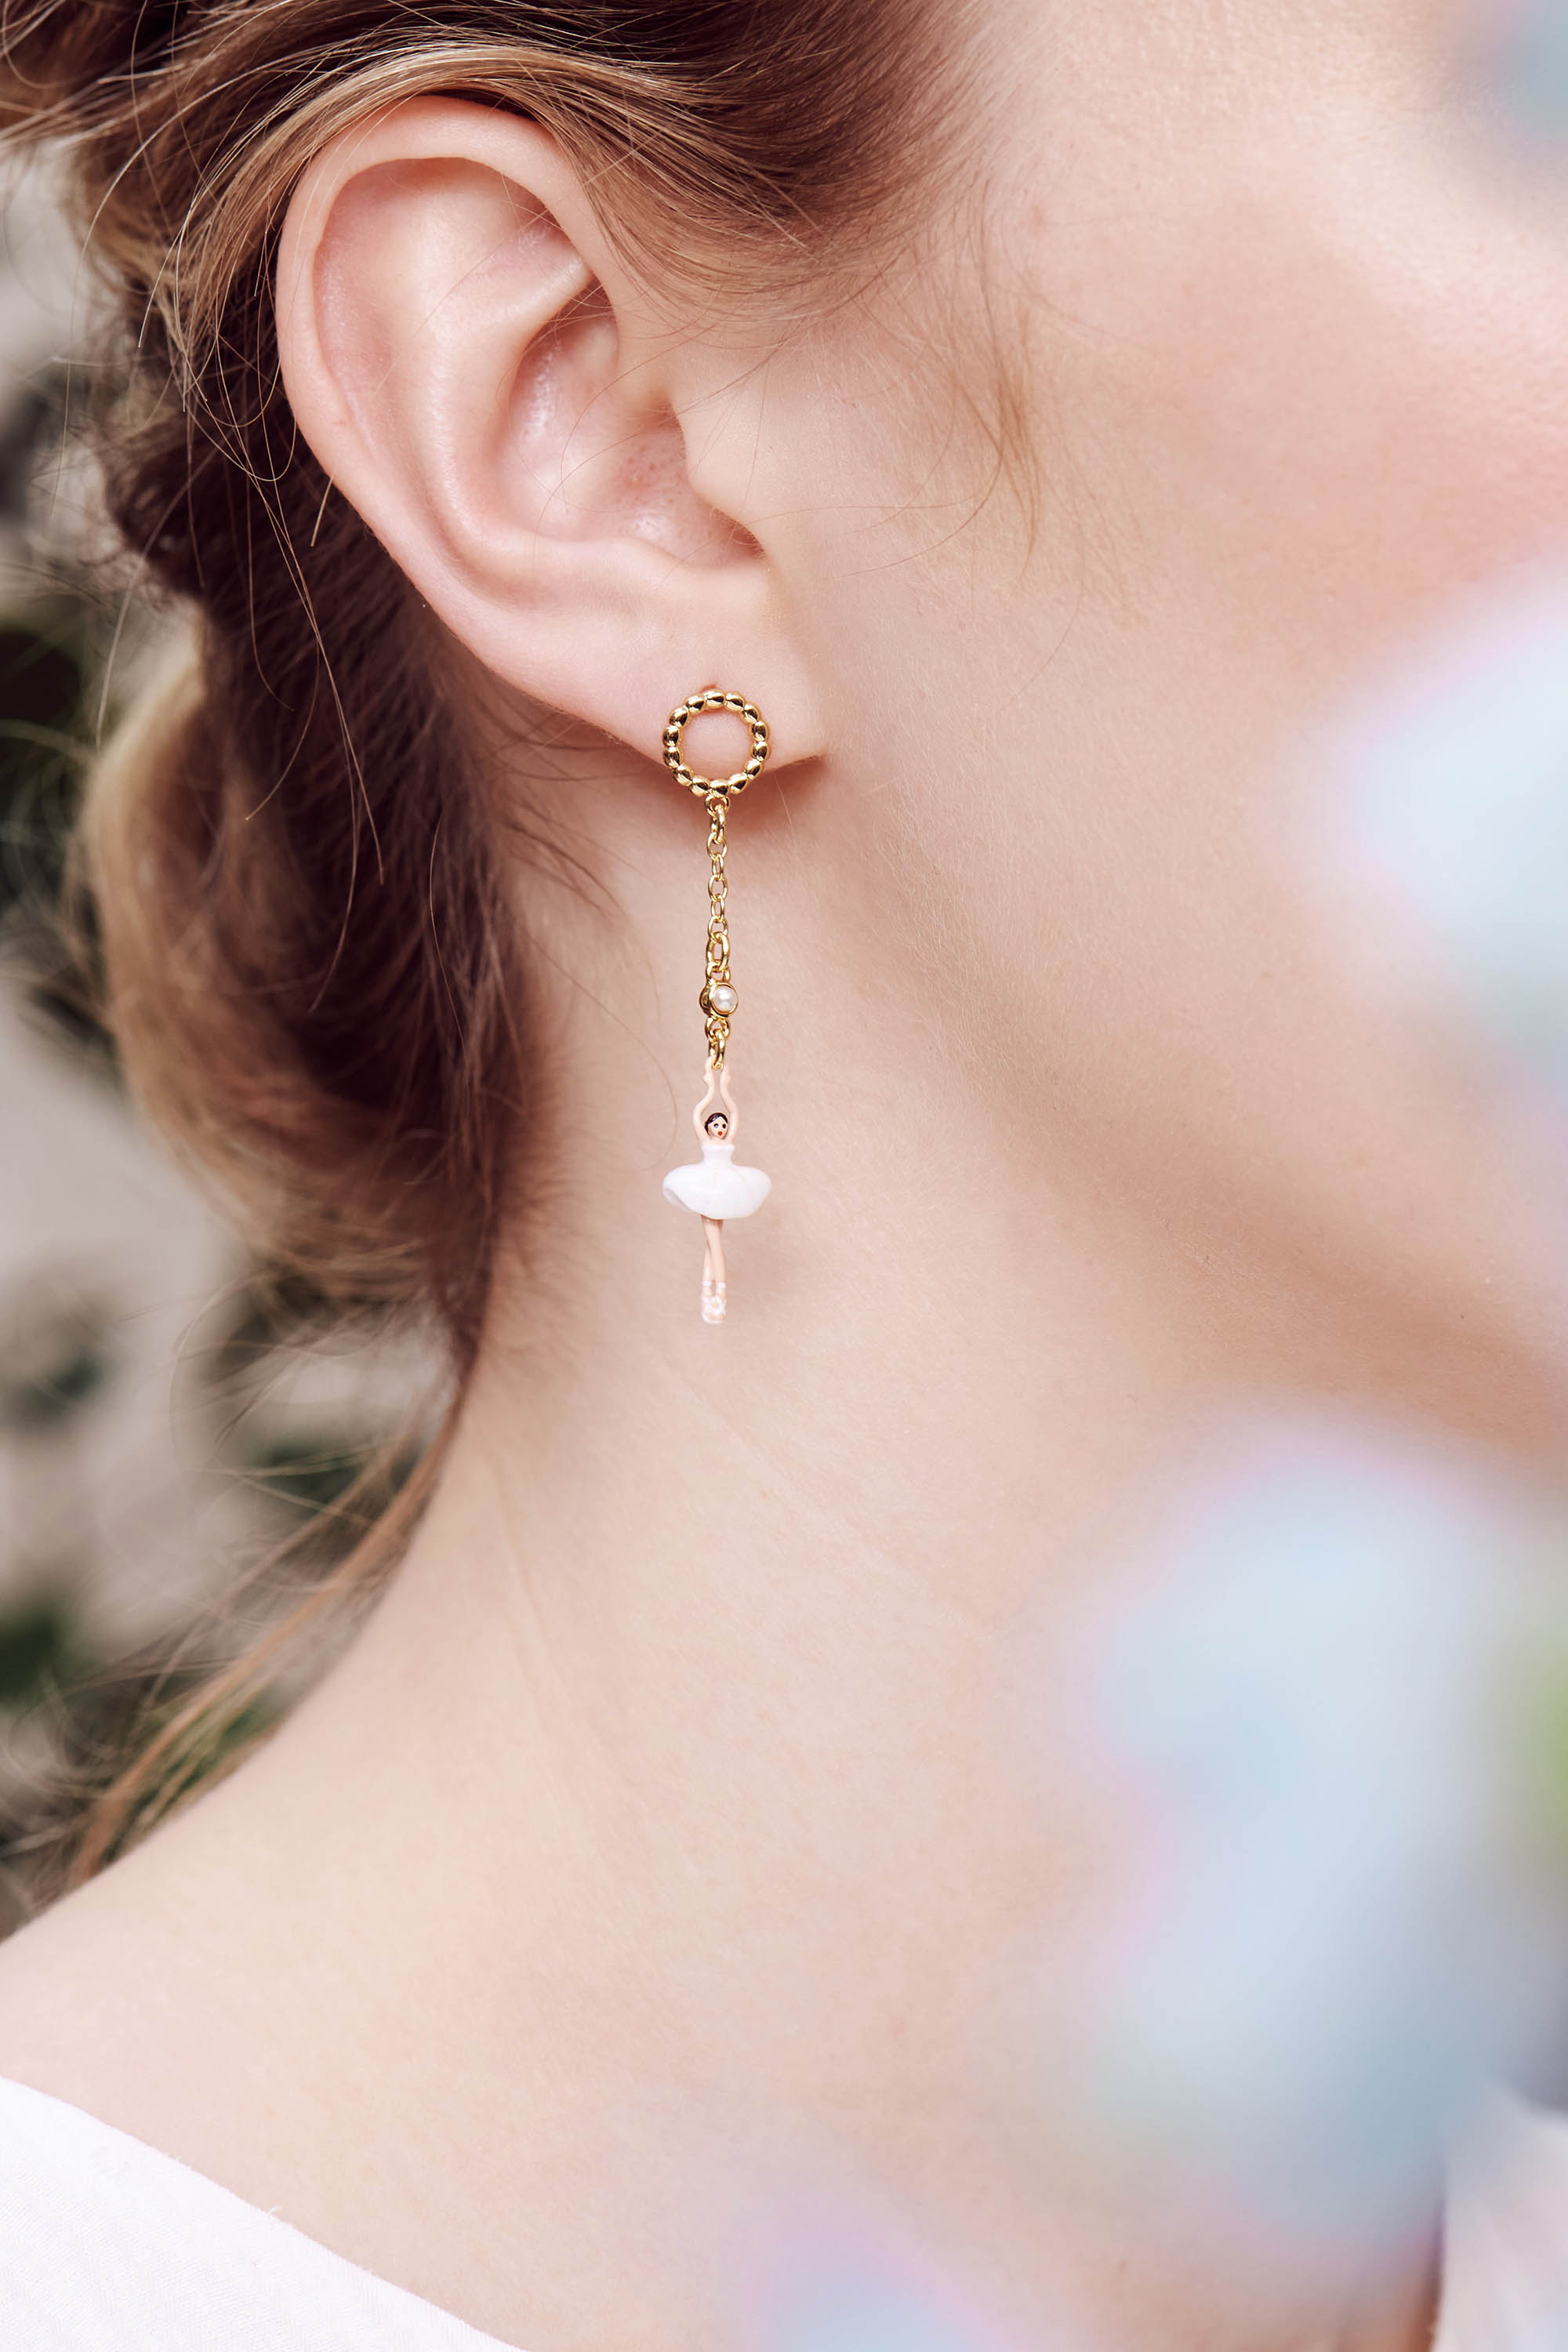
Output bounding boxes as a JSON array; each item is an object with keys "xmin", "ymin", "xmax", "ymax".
[{"xmin": 662, "ymin": 1138, "xmax": 771, "ymax": 1221}]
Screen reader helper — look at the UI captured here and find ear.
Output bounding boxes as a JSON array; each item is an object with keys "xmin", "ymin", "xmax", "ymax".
[{"xmin": 275, "ymin": 98, "xmax": 822, "ymax": 768}]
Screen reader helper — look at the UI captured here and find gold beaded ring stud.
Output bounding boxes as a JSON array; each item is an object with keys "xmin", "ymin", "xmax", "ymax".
[{"xmin": 662, "ymin": 687, "xmax": 770, "ymax": 798}]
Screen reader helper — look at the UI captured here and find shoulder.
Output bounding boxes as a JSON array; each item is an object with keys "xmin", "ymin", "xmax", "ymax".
[
  {"xmin": 0, "ymin": 2078, "xmax": 508, "ymax": 2349},
  {"xmin": 1439, "ymin": 2097, "xmax": 1568, "ymax": 2349}
]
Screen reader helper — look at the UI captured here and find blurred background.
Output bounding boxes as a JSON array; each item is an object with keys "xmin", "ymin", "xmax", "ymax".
[{"xmin": 0, "ymin": 157, "xmax": 432, "ymax": 1929}]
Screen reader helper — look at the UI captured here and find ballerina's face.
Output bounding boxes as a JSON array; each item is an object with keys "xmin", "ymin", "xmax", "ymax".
[
  {"xmin": 705, "ymin": 1114, "xmax": 731, "ymax": 1142},
  {"xmin": 771, "ymin": 0, "xmax": 1568, "ymax": 1403}
]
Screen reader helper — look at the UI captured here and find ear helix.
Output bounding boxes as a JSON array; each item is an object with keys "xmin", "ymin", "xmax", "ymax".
[{"xmin": 658, "ymin": 688, "xmax": 774, "ymax": 1324}]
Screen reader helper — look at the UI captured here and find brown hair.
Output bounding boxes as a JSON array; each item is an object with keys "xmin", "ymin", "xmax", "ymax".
[{"xmin": 0, "ymin": 0, "xmax": 956, "ymax": 1879}]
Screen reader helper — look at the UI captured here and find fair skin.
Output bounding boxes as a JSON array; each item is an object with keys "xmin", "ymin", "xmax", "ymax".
[{"xmin": 2, "ymin": 2, "xmax": 1568, "ymax": 2347}]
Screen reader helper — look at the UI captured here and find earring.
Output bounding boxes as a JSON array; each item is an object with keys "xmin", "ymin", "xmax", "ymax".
[{"xmin": 659, "ymin": 688, "xmax": 774, "ymax": 1324}]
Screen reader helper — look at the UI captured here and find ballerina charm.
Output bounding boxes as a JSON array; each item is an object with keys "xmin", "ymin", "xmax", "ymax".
[{"xmin": 663, "ymin": 1068, "xmax": 771, "ymax": 1323}]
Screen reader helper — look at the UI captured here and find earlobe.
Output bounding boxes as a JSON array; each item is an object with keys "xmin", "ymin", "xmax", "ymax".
[{"xmin": 275, "ymin": 98, "xmax": 822, "ymax": 766}]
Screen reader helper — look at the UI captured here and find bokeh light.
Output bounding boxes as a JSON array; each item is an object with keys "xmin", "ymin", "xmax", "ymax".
[
  {"xmin": 740, "ymin": 2209, "xmax": 1036, "ymax": 2352},
  {"xmin": 1471, "ymin": 0, "xmax": 1568, "ymax": 143},
  {"xmin": 1015, "ymin": 1413, "xmax": 1568, "ymax": 2274},
  {"xmin": 1319, "ymin": 568, "xmax": 1568, "ymax": 1107}
]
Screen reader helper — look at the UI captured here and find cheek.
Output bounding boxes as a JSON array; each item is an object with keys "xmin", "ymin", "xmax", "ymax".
[
  {"xmin": 1110, "ymin": 148, "xmax": 1568, "ymax": 662},
  {"xmin": 992, "ymin": 107, "xmax": 1568, "ymax": 1032},
  {"xmin": 791, "ymin": 114, "xmax": 1568, "ymax": 1393}
]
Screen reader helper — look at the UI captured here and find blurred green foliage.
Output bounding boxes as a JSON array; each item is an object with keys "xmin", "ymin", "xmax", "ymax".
[
  {"xmin": 0, "ymin": 318, "xmax": 431, "ymax": 1917},
  {"xmin": 0, "ymin": 599, "xmax": 113, "ymax": 1065},
  {"xmin": 0, "ymin": 1312, "xmax": 115, "ymax": 1436},
  {"xmin": 245, "ymin": 1428, "xmax": 423, "ymax": 1532},
  {"xmin": 0, "ymin": 1596, "xmax": 76, "ymax": 1709},
  {"xmin": 0, "ymin": 607, "xmax": 89, "ymax": 919}
]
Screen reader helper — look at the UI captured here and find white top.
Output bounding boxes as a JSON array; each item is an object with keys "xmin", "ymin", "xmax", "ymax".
[
  {"xmin": 0, "ymin": 2078, "xmax": 510, "ymax": 2350},
  {"xmin": 0, "ymin": 2074, "xmax": 1566, "ymax": 2347}
]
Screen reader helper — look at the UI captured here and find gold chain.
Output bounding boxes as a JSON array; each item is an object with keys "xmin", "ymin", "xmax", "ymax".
[
  {"xmin": 662, "ymin": 688, "xmax": 771, "ymax": 1078},
  {"xmin": 703, "ymin": 790, "xmax": 731, "ymax": 1068}
]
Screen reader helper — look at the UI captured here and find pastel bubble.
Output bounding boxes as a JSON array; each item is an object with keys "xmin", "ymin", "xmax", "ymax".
[
  {"xmin": 1319, "ymin": 569, "xmax": 1568, "ymax": 1100},
  {"xmin": 1472, "ymin": 0, "xmax": 1568, "ymax": 143},
  {"xmin": 742, "ymin": 2214, "xmax": 1040, "ymax": 2352},
  {"xmin": 1035, "ymin": 1413, "xmax": 1567, "ymax": 2259}
]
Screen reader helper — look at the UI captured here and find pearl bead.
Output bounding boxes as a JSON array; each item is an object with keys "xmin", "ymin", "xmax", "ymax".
[{"xmin": 704, "ymin": 982, "xmax": 739, "ymax": 1016}]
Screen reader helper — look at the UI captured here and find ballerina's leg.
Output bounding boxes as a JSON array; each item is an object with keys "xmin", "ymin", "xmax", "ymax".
[{"xmin": 701, "ymin": 1218, "xmax": 728, "ymax": 1323}]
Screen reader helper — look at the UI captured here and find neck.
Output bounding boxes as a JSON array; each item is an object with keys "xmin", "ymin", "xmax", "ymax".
[
  {"xmin": 260, "ymin": 1123, "xmax": 1229, "ymax": 2347},
  {"xmin": 13, "ymin": 766, "xmax": 1439, "ymax": 2352}
]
